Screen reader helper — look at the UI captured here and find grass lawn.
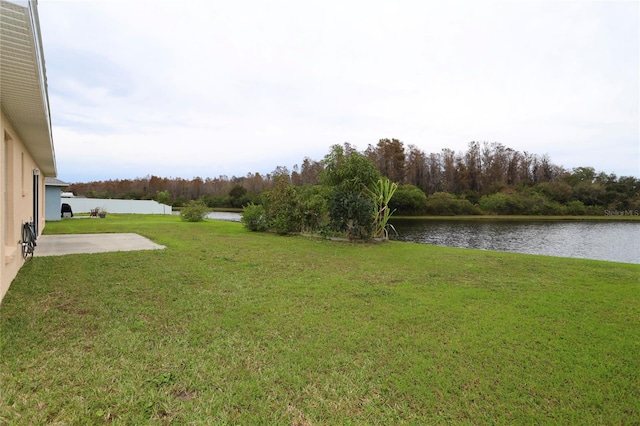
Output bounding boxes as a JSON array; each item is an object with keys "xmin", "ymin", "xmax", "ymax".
[{"xmin": 1, "ymin": 215, "xmax": 638, "ymax": 424}]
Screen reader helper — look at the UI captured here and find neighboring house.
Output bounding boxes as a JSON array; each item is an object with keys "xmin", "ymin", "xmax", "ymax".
[
  {"xmin": 1, "ymin": 0, "xmax": 56, "ymax": 303},
  {"xmin": 44, "ymin": 177, "xmax": 68, "ymax": 221}
]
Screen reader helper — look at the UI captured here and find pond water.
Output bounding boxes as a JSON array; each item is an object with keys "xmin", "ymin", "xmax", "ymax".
[
  {"xmin": 204, "ymin": 212, "xmax": 638, "ymax": 264},
  {"xmin": 205, "ymin": 211, "xmax": 243, "ymax": 222},
  {"xmin": 390, "ymin": 219, "xmax": 640, "ymax": 264}
]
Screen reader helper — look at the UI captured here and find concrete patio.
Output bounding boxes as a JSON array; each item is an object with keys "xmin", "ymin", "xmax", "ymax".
[{"xmin": 35, "ymin": 233, "xmax": 166, "ymax": 257}]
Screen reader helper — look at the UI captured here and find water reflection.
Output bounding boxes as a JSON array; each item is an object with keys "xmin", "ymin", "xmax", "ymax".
[{"xmin": 390, "ymin": 219, "xmax": 640, "ymax": 264}]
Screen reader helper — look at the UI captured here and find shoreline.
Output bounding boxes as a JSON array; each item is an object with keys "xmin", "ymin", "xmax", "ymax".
[{"xmin": 392, "ymin": 214, "xmax": 640, "ymax": 221}]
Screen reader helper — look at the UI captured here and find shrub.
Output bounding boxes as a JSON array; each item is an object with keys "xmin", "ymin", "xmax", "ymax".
[
  {"xmin": 573, "ymin": 182, "xmax": 607, "ymax": 206},
  {"xmin": 229, "ymin": 185, "xmax": 250, "ymax": 208},
  {"xmin": 201, "ymin": 194, "xmax": 230, "ymax": 208},
  {"xmin": 320, "ymin": 144, "xmax": 380, "ymax": 193},
  {"xmin": 538, "ymin": 200, "xmax": 566, "ymax": 215},
  {"xmin": 180, "ymin": 200, "xmax": 209, "ymax": 222},
  {"xmin": 461, "ymin": 190, "xmax": 481, "ymax": 205},
  {"xmin": 328, "ymin": 188, "xmax": 375, "ymax": 240},
  {"xmin": 265, "ymin": 176, "xmax": 302, "ymax": 235},
  {"xmin": 507, "ymin": 191, "xmax": 568, "ymax": 215},
  {"xmin": 299, "ymin": 185, "xmax": 329, "ymax": 233},
  {"xmin": 521, "ymin": 192, "xmax": 545, "ymax": 215},
  {"xmin": 424, "ymin": 192, "xmax": 479, "ymax": 215},
  {"xmin": 156, "ymin": 190, "xmax": 171, "ymax": 205},
  {"xmin": 479, "ymin": 193, "xmax": 525, "ymax": 215},
  {"xmin": 566, "ymin": 200, "xmax": 586, "ymax": 215},
  {"xmin": 172, "ymin": 196, "xmax": 186, "ymax": 208},
  {"xmin": 390, "ymin": 184, "xmax": 427, "ymax": 215},
  {"xmin": 241, "ymin": 203, "xmax": 268, "ymax": 231},
  {"xmin": 535, "ymin": 181, "xmax": 573, "ymax": 203}
]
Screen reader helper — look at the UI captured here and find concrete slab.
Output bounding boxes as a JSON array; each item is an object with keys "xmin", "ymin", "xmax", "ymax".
[{"xmin": 35, "ymin": 233, "xmax": 166, "ymax": 257}]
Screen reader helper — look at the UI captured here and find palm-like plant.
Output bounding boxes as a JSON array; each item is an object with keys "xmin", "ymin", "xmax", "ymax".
[{"xmin": 367, "ymin": 178, "xmax": 398, "ymax": 240}]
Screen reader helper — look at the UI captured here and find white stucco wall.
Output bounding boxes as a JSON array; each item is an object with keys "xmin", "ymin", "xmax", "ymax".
[{"xmin": 63, "ymin": 198, "xmax": 172, "ymax": 215}]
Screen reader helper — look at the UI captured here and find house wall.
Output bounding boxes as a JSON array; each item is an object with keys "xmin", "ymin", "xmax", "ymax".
[{"xmin": 1, "ymin": 109, "xmax": 47, "ymax": 302}]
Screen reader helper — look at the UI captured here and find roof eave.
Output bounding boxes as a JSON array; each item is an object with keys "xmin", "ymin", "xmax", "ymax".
[{"xmin": 0, "ymin": 0, "xmax": 56, "ymax": 177}]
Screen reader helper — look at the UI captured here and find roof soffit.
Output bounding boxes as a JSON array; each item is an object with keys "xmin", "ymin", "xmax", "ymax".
[{"xmin": 0, "ymin": 0, "xmax": 56, "ymax": 176}]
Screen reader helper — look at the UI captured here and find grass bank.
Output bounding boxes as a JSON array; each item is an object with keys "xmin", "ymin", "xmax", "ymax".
[{"xmin": 1, "ymin": 215, "xmax": 638, "ymax": 424}]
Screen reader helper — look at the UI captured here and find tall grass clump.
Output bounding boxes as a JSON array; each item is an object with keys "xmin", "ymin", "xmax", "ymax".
[{"xmin": 367, "ymin": 177, "xmax": 398, "ymax": 239}]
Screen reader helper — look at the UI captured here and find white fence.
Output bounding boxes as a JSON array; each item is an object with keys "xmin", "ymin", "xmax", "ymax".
[{"xmin": 62, "ymin": 198, "xmax": 172, "ymax": 215}]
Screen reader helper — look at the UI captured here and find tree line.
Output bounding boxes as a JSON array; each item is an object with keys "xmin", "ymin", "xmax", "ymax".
[{"xmin": 68, "ymin": 140, "xmax": 639, "ymax": 216}]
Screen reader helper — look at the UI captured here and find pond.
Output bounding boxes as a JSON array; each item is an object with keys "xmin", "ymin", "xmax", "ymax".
[
  {"xmin": 389, "ymin": 219, "xmax": 640, "ymax": 264},
  {"xmin": 204, "ymin": 212, "xmax": 639, "ymax": 264},
  {"xmin": 205, "ymin": 211, "xmax": 243, "ymax": 222}
]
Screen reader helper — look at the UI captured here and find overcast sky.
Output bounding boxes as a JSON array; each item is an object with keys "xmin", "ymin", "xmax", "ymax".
[{"xmin": 38, "ymin": 0, "xmax": 639, "ymax": 183}]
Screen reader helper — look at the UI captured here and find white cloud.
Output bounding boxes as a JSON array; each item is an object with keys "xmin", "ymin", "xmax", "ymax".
[{"xmin": 39, "ymin": 0, "xmax": 639, "ymax": 182}]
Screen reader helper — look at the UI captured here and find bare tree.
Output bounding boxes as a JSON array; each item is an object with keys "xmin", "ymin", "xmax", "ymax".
[
  {"xmin": 365, "ymin": 138, "xmax": 406, "ymax": 183},
  {"xmin": 405, "ymin": 145, "xmax": 428, "ymax": 192}
]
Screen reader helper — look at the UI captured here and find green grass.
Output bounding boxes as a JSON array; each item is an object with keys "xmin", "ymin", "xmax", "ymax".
[{"xmin": 1, "ymin": 214, "xmax": 638, "ymax": 424}]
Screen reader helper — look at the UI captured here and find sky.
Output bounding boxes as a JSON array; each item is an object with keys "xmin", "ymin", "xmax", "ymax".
[{"xmin": 37, "ymin": 0, "xmax": 639, "ymax": 183}]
